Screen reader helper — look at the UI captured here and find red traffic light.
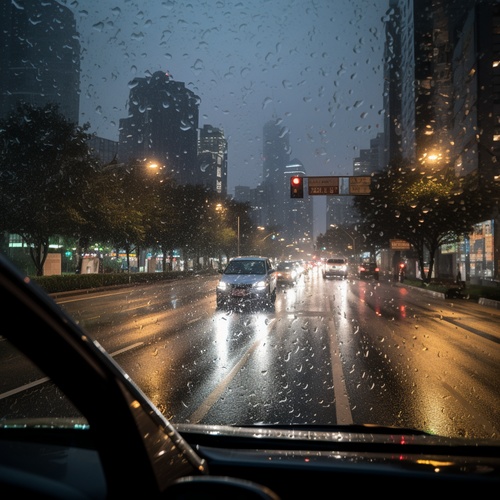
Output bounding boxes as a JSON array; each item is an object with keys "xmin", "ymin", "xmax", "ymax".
[{"xmin": 290, "ymin": 176, "xmax": 303, "ymax": 198}]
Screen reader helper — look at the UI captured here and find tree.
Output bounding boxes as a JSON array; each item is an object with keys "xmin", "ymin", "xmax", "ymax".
[
  {"xmin": 354, "ymin": 161, "xmax": 497, "ymax": 282},
  {"xmin": 0, "ymin": 103, "xmax": 100, "ymax": 275}
]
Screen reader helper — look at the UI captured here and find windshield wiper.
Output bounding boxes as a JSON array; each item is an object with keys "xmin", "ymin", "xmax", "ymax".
[{"xmin": 240, "ymin": 423, "xmax": 431, "ymax": 435}]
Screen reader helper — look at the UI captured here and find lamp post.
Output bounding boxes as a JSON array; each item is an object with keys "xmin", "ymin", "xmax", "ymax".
[
  {"xmin": 330, "ymin": 224, "xmax": 356, "ymax": 255},
  {"xmin": 256, "ymin": 226, "xmax": 281, "ymax": 257},
  {"xmin": 237, "ymin": 216, "xmax": 240, "ymax": 256},
  {"xmin": 216, "ymin": 204, "xmax": 241, "ymax": 257}
]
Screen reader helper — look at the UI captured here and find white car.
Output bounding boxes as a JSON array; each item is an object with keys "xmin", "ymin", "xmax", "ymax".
[
  {"xmin": 323, "ymin": 257, "xmax": 348, "ymax": 279},
  {"xmin": 216, "ymin": 256, "xmax": 277, "ymax": 310}
]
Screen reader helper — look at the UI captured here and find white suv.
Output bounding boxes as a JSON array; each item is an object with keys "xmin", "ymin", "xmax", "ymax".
[
  {"xmin": 216, "ymin": 256, "xmax": 277, "ymax": 310},
  {"xmin": 323, "ymin": 257, "xmax": 348, "ymax": 279}
]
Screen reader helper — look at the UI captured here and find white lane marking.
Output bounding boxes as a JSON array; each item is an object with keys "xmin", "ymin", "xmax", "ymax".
[
  {"xmin": 0, "ymin": 342, "xmax": 144, "ymax": 400},
  {"xmin": 326, "ymin": 296, "xmax": 353, "ymax": 425},
  {"xmin": 188, "ymin": 338, "xmax": 262, "ymax": 424},
  {"xmin": 55, "ymin": 289, "xmax": 134, "ymax": 304}
]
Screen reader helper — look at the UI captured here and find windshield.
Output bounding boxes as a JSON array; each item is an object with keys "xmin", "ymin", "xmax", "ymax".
[
  {"xmin": 1, "ymin": 0, "xmax": 499, "ymax": 446},
  {"xmin": 224, "ymin": 259, "xmax": 266, "ymax": 275}
]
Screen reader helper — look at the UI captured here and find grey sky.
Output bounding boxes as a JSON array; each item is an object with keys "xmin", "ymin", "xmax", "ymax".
[{"xmin": 68, "ymin": 0, "xmax": 388, "ymax": 236}]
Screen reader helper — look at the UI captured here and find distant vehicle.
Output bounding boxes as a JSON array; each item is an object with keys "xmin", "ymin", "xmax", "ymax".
[
  {"xmin": 359, "ymin": 262, "xmax": 380, "ymax": 280},
  {"xmin": 216, "ymin": 256, "xmax": 277, "ymax": 310},
  {"xmin": 276, "ymin": 260, "xmax": 298, "ymax": 286},
  {"xmin": 292, "ymin": 260, "xmax": 305, "ymax": 277},
  {"xmin": 323, "ymin": 257, "xmax": 348, "ymax": 279}
]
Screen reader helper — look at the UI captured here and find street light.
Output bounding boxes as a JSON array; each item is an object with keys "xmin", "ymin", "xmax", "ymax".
[
  {"xmin": 256, "ymin": 226, "xmax": 282, "ymax": 257},
  {"xmin": 237, "ymin": 216, "xmax": 240, "ymax": 256},
  {"xmin": 330, "ymin": 224, "xmax": 356, "ymax": 254},
  {"xmin": 216, "ymin": 204, "xmax": 240, "ymax": 256}
]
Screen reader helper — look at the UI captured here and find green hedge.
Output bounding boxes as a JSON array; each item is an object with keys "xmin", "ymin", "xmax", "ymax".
[
  {"xmin": 32, "ymin": 269, "xmax": 218, "ymax": 294},
  {"xmin": 404, "ymin": 279, "xmax": 500, "ymax": 302}
]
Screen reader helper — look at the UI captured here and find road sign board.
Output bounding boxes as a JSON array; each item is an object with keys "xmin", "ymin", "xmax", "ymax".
[
  {"xmin": 349, "ymin": 176, "xmax": 371, "ymax": 194},
  {"xmin": 349, "ymin": 184, "xmax": 371, "ymax": 194},
  {"xmin": 390, "ymin": 239, "xmax": 411, "ymax": 250},
  {"xmin": 308, "ymin": 176, "xmax": 339, "ymax": 195},
  {"xmin": 350, "ymin": 176, "xmax": 371, "ymax": 184}
]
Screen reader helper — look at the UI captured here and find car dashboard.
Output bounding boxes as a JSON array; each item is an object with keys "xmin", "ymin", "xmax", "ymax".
[{"xmin": 1, "ymin": 422, "xmax": 499, "ymax": 499}]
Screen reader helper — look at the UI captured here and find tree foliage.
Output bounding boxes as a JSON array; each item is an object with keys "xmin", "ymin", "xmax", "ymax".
[
  {"xmin": 0, "ymin": 103, "xmax": 99, "ymax": 275},
  {"xmin": 0, "ymin": 104, "xmax": 274, "ymax": 276},
  {"xmin": 354, "ymin": 160, "xmax": 497, "ymax": 281}
]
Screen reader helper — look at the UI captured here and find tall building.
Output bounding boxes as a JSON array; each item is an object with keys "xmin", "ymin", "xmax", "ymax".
[
  {"xmin": 353, "ymin": 149, "xmax": 372, "ymax": 176},
  {"xmin": 87, "ymin": 136, "xmax": 119, "ymax": 165},
  {"xmin": 451, "ymin": 1, "xmax": 499, "ymax": 181},
  {"xmin": 259, "ymin": 118, "xmax": 313, "ymax": 249},
  {"xmin": 0, "ymin": 0, "xmax": 80, "ymax": 123},
  {"xmin": 262, "ymin": 118, "xmax": 291, "ymax": 185},
  {"xmin": 118, "ymin": 71, "xmax": 200, "ymax": 186},
  {"xmin": 385, "ymin": 0, "xmax": 500, "ymax": 280},
  {"xmin": 383, "ymin": 0, "xmax": 403, "ymax": 167},
  {"xmin": 198, "ymin": 124, "xmax": 228, "ymax": 196},
  {"xmin": 234, "ymin": 185, "xmax": 264, "ymax": 225},
  {"xmin": 261, "ymin": 118, "xmax": 291, "ymax": 230}
]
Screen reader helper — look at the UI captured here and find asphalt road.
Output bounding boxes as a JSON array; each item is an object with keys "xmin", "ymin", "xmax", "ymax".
[{"xmin": 1, "ymin": 268, "xmax": 499, "ymax": 440}]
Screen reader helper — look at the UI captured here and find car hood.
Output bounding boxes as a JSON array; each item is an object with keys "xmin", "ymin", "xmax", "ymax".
[
  {"xmin": 174, "ymin": 422, "xmax": 499, "ymax": 449},
  {"xmin": 220, "ymin": 274, "xmax": 266, "ymax": 285},
  {"xmin": 174, "ymin": 422, "xmax": 500, "ymax": 478}
]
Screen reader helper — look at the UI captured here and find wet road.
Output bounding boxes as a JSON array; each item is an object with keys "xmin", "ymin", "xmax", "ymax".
[{"xmin": 2, "ymin": 267, "xmax": 499, "ymax": 439}]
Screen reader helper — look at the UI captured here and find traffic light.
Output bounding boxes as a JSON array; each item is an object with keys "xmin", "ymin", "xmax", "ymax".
[{"xmin": 290, "ymin": 176, "xmax": 303, "ymax": 198}]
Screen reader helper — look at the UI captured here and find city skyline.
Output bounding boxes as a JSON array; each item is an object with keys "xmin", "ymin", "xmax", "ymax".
[{"xmin": 68, "ymin": 0, "xmax": 388, "ymax": 236}]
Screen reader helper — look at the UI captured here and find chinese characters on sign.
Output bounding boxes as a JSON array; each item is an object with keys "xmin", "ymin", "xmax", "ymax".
[
  {"xmin": 306, "ymin": 176, "xmax": 371, "ymax": 196},
  {"xmin": 348, "ymin": 176, "xmax": 371, "ymax": 194},
  {"xmin": 307, "ymin": 176, "xmax": 339, "ymax": 195}
]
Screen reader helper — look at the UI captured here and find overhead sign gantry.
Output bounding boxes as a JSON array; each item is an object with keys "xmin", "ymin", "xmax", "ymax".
[{"xmin": 290, "ymin": 176, "xmax": 371, "ymax": 197}]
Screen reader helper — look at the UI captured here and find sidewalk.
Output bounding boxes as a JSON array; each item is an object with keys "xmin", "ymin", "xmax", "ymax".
[{"xmin": 394, "ymin": 281, "xmax": 500, "ymax": 310}]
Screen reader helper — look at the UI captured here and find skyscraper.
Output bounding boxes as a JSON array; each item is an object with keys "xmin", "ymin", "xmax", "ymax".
[
  {"xmin": 0, "ymin": 0, "xmax": 80, "ymax": 123},
  {"xmin": 262, "ymin": 118, "xmax": 291, "ymax": 185},
  {"xmin": 198, "ymin": 124, "xmax": 228, "ymax": 195},
  {"xmin": 118, "ymin": 71, "xmax": 200, "ymax": 185},
  {"xmin": 260, "ymin": 118, "xmax": 312, "ymax": 250},
  {"xmin": 261, "ymin": 118, "xmax": 291, "ymax": 229}
]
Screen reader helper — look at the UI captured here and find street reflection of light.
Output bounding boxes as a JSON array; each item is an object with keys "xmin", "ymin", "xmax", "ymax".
[
  {"xmin": 253, "ymin": 313, "xmax": 274, "ymax": 340},
  {"xmin": 416, "ymin": 459, "xmax": 454, "ymax": 468},
  {"xmin": 213, "ymin": 313, "xmax": 232, "ymax": 368},
  {"xmin": 251, "ymin": 315, "xmax": 276, "ymax": 381},
  {"xmin": 399, "ymin": 305, "xmax": 406, "ymax": 318}
]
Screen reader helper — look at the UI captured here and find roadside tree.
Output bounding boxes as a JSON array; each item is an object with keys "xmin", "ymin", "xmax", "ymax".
[
  {"xmin": 354, "ymin": 161, "xmax": 495, "ymax": 282},
  {"xmin": 0, "ymin": 103, "xmax": 99, "ymax": 275}
]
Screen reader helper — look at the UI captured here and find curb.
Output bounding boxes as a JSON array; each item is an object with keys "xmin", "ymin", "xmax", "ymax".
[
  {"xmin": 478, "ymin": 297, "xmax": 500, "ymax": 310},
  {"xmin": 396, "ymin": 282, "xmax": 500, "ymax": 309},
  {"xmin": 394, "ymin": 281, "xmax": 445, "ymax": 299}
]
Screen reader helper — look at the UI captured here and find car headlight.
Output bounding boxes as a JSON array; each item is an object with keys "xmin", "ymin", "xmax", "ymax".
[
  {"xmin": 217, "ymin": 282, "xmax": 227, "ymax": 291},
  {"xmin": 253, "ymin": 280, "xmax": 267, "ymax": 290}
]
